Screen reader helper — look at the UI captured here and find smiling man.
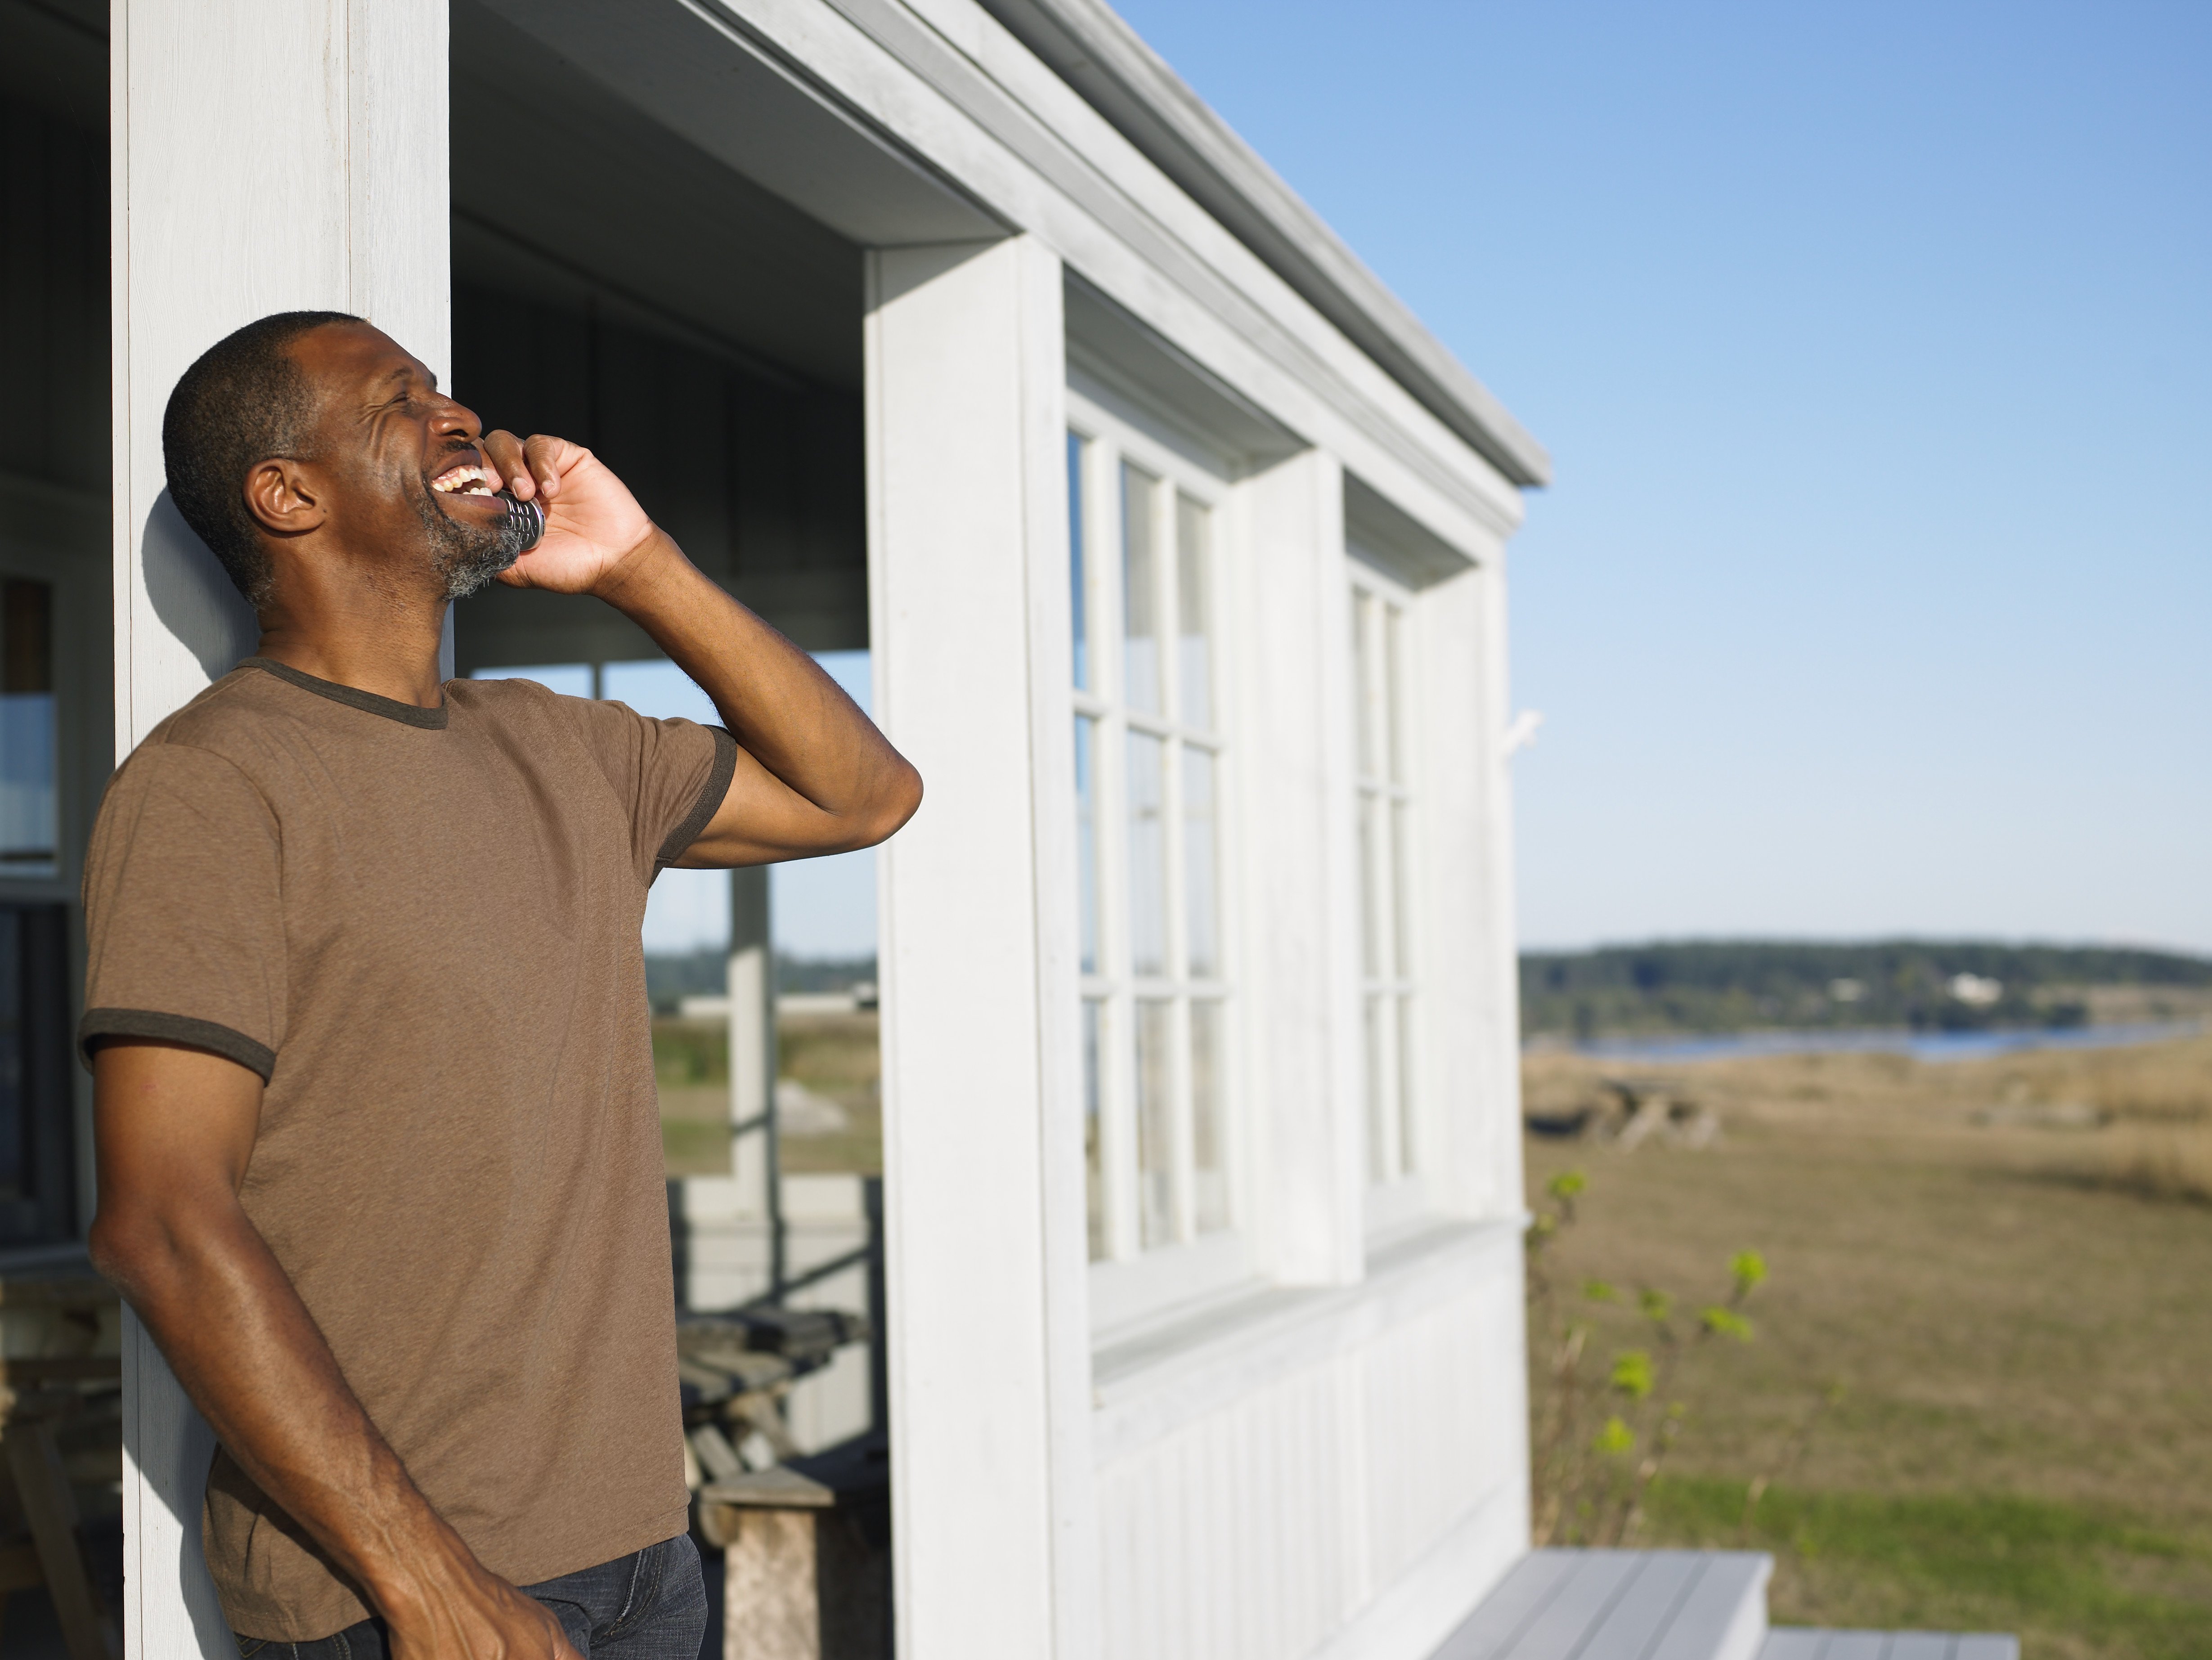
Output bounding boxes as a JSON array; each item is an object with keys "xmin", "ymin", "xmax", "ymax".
[{"xmin": 80, "ymin": 312, "xmax": 921, "ymax": 1660}]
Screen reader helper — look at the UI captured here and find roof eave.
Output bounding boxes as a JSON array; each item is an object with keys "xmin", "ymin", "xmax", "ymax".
[{"xmin": 976, "ymin": 0, "xmax": 1552, "ymax": 489}]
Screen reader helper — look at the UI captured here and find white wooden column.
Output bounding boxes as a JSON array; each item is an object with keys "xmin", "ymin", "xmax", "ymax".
[
  {"xmin": 1236, "ymin": 451, "xmax": 1366, "ymax": 1286},
  {"xmin": 866, "ymin": 236, "xmax": 1101, "ymax": 1660},
  {"xmin": 111, "ymin": 2, "xmax": 448, "ymax": 1651},
  {"xmin": 727, "ymin": 864, "xmax": 776, "ymax": 1227},
  {"xmin": 1414, "ymin": 556, "xmax": 1525, "ymax": 1220}
]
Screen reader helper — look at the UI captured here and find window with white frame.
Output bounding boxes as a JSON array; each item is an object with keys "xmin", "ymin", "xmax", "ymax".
[
  {"xmin": 1350, "ymin": 564, "xmax": 1420, "ymax": 1189},
  {"xmin": 1068, "ymin": 413, "xmax": 1232, "ymax": 1269}
]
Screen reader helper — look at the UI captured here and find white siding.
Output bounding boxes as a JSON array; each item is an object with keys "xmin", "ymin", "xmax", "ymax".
[{"xmin": 1094, "ymin": 1226, "xmax": 1528, "ymax": 1660}]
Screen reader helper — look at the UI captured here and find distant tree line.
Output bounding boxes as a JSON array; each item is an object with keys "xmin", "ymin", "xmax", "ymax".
[
  {"xmin": 644, "ymin": 947, "xmax": 879, "ymax": 1014},
  {"xmin": 1518, "ymin": 940, "xmax": 2212, "ymax": 1040}
]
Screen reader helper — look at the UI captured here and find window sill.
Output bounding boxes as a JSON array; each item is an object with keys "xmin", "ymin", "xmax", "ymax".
[
  {"xmin": 1090, "ymin": 1216, "xmax": 1523, "ymax": 1464},
  {"xmin": 1088, "ymin": 1232, "xmax": 1250, "ymax": 1341},
  {"xmin": 1364, "ymin": 1173, "xmax": 1430, "ymax": 1237}
]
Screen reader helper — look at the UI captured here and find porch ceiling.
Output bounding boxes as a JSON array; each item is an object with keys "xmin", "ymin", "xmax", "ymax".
[{"xmin": 453, "ymin": 0, "xmax": 870, "ymax": 392}]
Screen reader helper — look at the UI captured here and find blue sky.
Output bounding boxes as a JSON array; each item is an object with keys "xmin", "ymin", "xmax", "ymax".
[{"xmin": 1110, "ymin": 0, "xmax": 2212, "ymax": 954}]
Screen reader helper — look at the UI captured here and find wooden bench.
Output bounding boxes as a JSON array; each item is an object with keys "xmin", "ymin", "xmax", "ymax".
[
  {"xmin": 695, "ymin": 1440, "xmax": 889, "ymax": 1660},
  {"xmin": 0, "ymin": 1269, "xmax": 122, "ymax": 1660}
]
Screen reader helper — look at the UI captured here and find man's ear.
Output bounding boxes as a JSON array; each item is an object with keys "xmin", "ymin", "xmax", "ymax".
[{"xmin": 242, "ymin": 459, "xmax": 326, "ymax": 538}]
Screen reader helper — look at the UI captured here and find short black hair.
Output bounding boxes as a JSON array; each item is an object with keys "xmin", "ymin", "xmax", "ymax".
[{"xmin": 162, "ymin": 310, "xmax": 363, "ymax": 608}]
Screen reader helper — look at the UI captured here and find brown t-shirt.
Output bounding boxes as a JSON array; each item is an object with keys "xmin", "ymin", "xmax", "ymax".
[{"xmin": 79, "ymin": 657, "xmax": 736, "ymax": 1641}]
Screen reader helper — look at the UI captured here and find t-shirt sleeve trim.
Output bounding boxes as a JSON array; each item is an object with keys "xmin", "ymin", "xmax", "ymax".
[
  {"xmin": 78, "ymin": 1009, "xmax": 276, "ymax": 1082},
  {"xmin": 655, "ymin": 727, "xmax": 739, "ymax": 869}
]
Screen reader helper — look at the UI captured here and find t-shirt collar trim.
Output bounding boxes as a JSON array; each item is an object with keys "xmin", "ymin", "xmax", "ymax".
[{"xmin": 242, "ymin": 658, "xmax": 449, "ymax": 729}]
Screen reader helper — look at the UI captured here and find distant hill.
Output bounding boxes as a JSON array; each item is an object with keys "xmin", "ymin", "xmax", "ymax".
[{"xmin": 1519, "ymin": 940, "xmax": 2212, "ymax": 1040}]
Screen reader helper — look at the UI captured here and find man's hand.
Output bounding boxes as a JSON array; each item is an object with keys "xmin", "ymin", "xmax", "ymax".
[
  {"xmin": 380, "ymin": 1564, "xmax": 581, "ymax": 1660},
  {"xmin": 90, "ymin": 1041, "xmax": 580, "ymax": 1659},
  {"xmin": 478, "ymin": 431, "xmax": 654, "ymax": 598}
]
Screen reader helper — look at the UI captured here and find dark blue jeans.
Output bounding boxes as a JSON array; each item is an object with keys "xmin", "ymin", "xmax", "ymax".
[{"xmin": 234, "ymin": 1534, "xmax": 708, "ymax": 1660}]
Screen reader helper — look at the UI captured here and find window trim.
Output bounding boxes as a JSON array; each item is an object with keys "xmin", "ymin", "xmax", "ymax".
[{"xmin": 1069, "ymin": 388, "xmax": 1251, "ymax": 1330}]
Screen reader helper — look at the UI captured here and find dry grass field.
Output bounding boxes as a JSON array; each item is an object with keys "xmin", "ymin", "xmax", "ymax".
[
  {"xmin": 1524, "ymin": 1032, "xmax": 2212, "ymax": 1658},
  {"xmin": 654, "ymin": 1011, "xmax": 883, "ymax": 1177},
  {"xmin": 773, "ymin": 1012, "xmax": 884, "ymax": 1175}
]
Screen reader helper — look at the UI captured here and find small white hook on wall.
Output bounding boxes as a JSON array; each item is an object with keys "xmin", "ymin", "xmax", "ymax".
[{"xmin": 1502, "ymin": 709, "xmax": 1544, "ymax": 757}]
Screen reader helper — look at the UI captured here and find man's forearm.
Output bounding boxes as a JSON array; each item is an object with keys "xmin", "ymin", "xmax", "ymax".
[
  {"xmin": 592, "ymin": 530, "xmax": 918, "ymax": 848},
  {"xmin": 93, "ymin": 1192, "xmax": 481, "ymax": 1617}
]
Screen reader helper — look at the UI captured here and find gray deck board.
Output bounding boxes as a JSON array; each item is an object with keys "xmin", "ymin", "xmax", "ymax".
[
  {"xmin": 1430, "ymin": 1551, "xmax": 2019, "ymax": 1660},
  {"xmin": 1575, "ymin": 1552, "xmax": 1704, "ymax": 1660},
  {"xmin": 1758, "ymin": 1633, "xmax": 2022, "ymax": 1660},
  {"xmin": 1430, "ymin": 1551, "xmax": 1580, "ymax": 1660},
  {"xmin": 1431, "ymin": 1549, "xmax": 1765, "ymax": 1660},
  {"xmin": 1511, "ymin": 1553, "xmax": 1644, "ymax": 1660},
  {"xmin": 1647, "ymin": 1553, "xmax": 1769, "ymax": 1660}
]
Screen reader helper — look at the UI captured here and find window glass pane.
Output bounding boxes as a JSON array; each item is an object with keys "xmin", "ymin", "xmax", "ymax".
[
  {"xmin": 1121, "ymin": 465, "xmax": 1160, "ymax": 714},
  {"xmin": 1182, "ymin": 746, "xmax": 1218, "ymax": 980},
  {"xmin": 1351, "ymin": 591, "xmax": 1375, "ymax": 780},
  {"xmin": 1126, "ymin": 731, "xmax": 1167, "ymax": 978},
  {"xmin": 1068, "ymin": 432, "xmax": 1088, "ymax": 691},
  {"xmin": 1075, "ymin": 716, "xmax": 1099, "ymax": 976},
  {"xmin": 1391, "ymin": 798, "xmax": 1413, "ymax": 981},
  {"xmin": 1190, "ymin": 999, "xmax": 1228, "ymax": 1234},
  {"xmin": 1135, "ymin": 999, "xmax": 1176, "ymax": 1248},
  {"xmin": 1395, "ymin": 994, "xmax": 1418, "ymax": 1177},
  {"xmin": 1358, "ymin": 795, "xmax": 1384, "ymax": 978},
  {"xmin": 1176, "ymin": 495, "xmax": 1211, "ymax": 730},
  {"xmin": 0, "ymin": 582, "xmax": 57, "ymax": 878},
  {"xmin": 1364, "ymin": 993, "xmax": 1389, "ymax": 1182},
  {"xmin": 1084, "ymin": 999, "xmax": 1106, "ymax": 1261},
  {"xmin": 1384, "ymin": 601, "xmax": 1406, "ymax": 785}
]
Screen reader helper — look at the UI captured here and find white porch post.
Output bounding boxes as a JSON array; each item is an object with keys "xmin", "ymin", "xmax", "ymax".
[
  {"xmin": 1415, "ymin": 558, "xmax": 1526, "ymax": 1220},
  {"xmin": 1237, "ymin": 451, "xmax": 1366, "ymax": 1286},
  {"xmin": 727, "ymin": 864, "xmax": 776, "ymax": 1238},
  {"xmin": 866, "ymin": 236, "xmax": 1101, "ymax": 1660},
  {"xmin": 110, "ymin": 1, "xmax": 448, "ymax": 1651}
]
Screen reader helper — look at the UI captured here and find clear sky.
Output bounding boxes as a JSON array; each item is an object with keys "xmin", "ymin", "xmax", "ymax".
[{"xmin": 1109, "ymin": 0, "xmax": 2212, "ymax": 954}]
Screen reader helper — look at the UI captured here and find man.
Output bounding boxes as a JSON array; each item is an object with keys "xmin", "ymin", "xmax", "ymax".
[{"xmin": 82, "ymin": 311, "xmax": 921, "ymax": 1659}]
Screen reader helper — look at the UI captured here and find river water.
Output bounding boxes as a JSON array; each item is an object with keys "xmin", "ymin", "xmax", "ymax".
[{"xmin": 1559, "ymin": 1021, "xmax": 2203, "ymax": 1067}]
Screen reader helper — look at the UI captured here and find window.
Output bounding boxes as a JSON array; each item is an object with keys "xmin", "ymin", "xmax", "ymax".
[
  {"xmin": 1, "ymin": 581, "xmax": 57, "ymax": 879},
  {"xmin": 1351, "ymin": 567, "xmax": 1420, "ymax": 1189},
  {"xmin": 1069, "ymin": 416, "xmax": 1232, "ymax": 1271},
  {"xmin": 0, "ymin": 575, "xmax": 75, "ymax": 1245}
]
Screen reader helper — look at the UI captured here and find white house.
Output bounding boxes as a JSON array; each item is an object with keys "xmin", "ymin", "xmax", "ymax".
[{"xmin": 4, "ymin": 0, "xmax": 1552, "ymax": 1653}]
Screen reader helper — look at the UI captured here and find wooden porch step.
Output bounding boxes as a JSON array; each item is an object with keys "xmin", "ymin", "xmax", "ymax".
[
  {"xmin": 1433, "ymin": 1549, "xmax": 1771, "ymax": 1660},
  {"xmin": 1761, "ymin": 1633, "xmax": 2018, "ymax": 1660}
]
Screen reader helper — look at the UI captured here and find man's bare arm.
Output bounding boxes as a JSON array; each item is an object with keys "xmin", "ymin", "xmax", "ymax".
[
  {"xmin": 480, "ymin": 431, "xmax": 922, "ymax": 867},
  {"xmin": 599, "ymin": 537, "xmax": 920, "ymax": 866},
  {"xmin": 89, "ymin": 1041, "xmax": 577, "ymax": 1660}
]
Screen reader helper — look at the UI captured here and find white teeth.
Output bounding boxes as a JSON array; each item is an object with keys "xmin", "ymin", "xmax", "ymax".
[{"xmin": 431, "ymin": 464, "xmax": 493, "ymax": 494}]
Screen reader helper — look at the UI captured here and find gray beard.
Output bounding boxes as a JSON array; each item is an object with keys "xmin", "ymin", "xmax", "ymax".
[{"xmin": 415, "ymin": 484, "xmax": 530, "ymax": 598}]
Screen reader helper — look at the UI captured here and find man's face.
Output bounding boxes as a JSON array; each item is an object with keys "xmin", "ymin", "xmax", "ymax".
[{"xmin": 284, "ymin": 323, "xmax": 531, "ymax": 598}]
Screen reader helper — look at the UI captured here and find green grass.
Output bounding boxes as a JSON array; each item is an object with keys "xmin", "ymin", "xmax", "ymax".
[{"xmin": 1647, "ymin": 1478, "xmax": 2212, "ymax": 1660}]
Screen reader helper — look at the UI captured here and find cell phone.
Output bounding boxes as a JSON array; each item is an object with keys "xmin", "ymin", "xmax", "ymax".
[{"xmin": 495, "ymin": 489, "xmax": 545, "ymax": 551}]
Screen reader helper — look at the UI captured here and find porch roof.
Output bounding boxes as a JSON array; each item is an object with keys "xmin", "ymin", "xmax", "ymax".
[{"xmin": 978, "ymin": 0, "xmax": 1553, "ymax": 489}]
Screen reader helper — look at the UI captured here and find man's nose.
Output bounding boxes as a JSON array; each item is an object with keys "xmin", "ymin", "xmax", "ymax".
[{"xmin": 434, "ymin": 396, "xmax": 484, "ymax": 440}]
